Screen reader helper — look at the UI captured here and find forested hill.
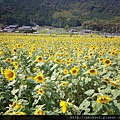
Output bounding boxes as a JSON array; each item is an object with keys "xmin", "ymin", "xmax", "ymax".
[{"xmin": 0, "ymin": 0, "xmax": 120, "ymax": 32}]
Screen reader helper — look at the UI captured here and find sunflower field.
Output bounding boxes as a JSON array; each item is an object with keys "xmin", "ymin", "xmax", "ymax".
[{"xmin": 0, "ymin": 33, "xmax": 120, "ymax": 115}]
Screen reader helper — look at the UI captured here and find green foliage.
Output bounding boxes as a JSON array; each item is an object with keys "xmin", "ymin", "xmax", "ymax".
[{"xmin": 0, "ymin": 0, "xmax": 120, "ymax": 32}]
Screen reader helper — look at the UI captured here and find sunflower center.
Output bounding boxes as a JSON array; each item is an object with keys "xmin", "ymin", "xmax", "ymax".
[
  {"xmin": 38, "ymin": 57, "xmax": 42, "ymax": 60},
  {"xmin": 15, "ymin": 63, "xmax": 18, "ymax": 66},
  {"xmin": 90, "ymin": 69, "xmax": 95, "ymax": 73},
  {"xmin": 40, "ymin": 90, "xmax": 43, "ymax": 93},
  {"xmin": 37, "ymin": 76, "xmax": 43, "ymax": 80},
  {"xmin": 105, "ymin": 60, "xmax": 110, "ymax": 64},
  {"xmin": 72, "ymin": 70, "xmax": 77, "ymax": 73},
  {"xmin": 6, "ymin": 58, "xmax": 10, "ymax": 62},
  {"xmin": 104, "ymin": 78, "xmax": 109, "ymax": 82},
  {"xmin": 7, "ymin": 71, "xmax": 14, "ymax": 78},
  {"xmin": 14, "ymin": 49, "xmax": 17, "ymax": 52}
]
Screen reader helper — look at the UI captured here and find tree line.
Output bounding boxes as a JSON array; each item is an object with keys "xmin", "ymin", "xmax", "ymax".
[{"xmin": 0, "ymin": 0, "xmax": 120, "ymax": 33}]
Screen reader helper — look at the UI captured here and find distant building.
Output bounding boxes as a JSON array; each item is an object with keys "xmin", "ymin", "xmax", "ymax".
[
  {"xmin": 18, "ymin": 26, "xmax": 33, "ymax": 33},
  {"xmin": 3, "ymin": 28, "xmax": 13, "ymax": 32},
  {"xmin": 3, "ymin": 25, "xmax": 18, "ymax": 32},
  {"xmin": 8, "ymin": 25, "xmax": 18, "ymax": 29},
  {"xmin": 71, "ymin": 28, "xmax": 78, "ymax": 32},
  {"xmin": 33, "ymin": 25, "xmax": 40, "ymax": 30},
  {"xmin": 84, "ymin": 30, "xmax": 92, "ymax": 33},
  {"xmin": 80, "ymin": 29, "xmax": 92, "ymax": 34},
  {"xmin": 2, "ymin": 25, "xmax": 36, "ymax": 33}
]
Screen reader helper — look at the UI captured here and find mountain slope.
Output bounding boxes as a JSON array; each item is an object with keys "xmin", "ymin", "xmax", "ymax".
[{"xmin": 0, "ymin": 0, "xmax": 120, "ymax": 32}]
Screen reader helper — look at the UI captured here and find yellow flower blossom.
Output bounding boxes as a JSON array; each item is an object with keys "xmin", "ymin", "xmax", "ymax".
[
  {"xmin": 36, "ymin": 56, "xmax": 43, "ymax": 62},
  {"xmin": 61, "ymin": 82, "xmax": 67, "ymax": 87},
  {"xmin": 38, "ymin": 88, "xmax": 44, "ymax": 95},
  {"xmin": 34, "ymin": 110, "xmax": 45, "ymax": 115},
  {"xmin": 60, "ymin": 100, "xmax": 67, "ymax": 113},
  {"xmin": 12, "ymin": 62, "xmax": 19, "ymax": 69},
  {"xmin": 96, "ymin": 96, "xmax": 111, "ymax": 104},
  {"xmin": 4, "ymin": 69, "xmax": 16, "ymax": 81},
  {"xmin": 88, "ymin": 69, "xmax": 97, "ymax": 75},
  {"xmin": 34, "ymin": 73, "xmax": 44, "ymax": 83}
]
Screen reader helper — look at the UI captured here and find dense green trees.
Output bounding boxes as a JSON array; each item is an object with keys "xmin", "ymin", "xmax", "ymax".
[
  {"xmin": 0, "ymin": 0, "xmax": 120, "ymax": 33},
  {"xmin": 82, "ymin": 19, "xmax": 120, "ymax": 33}
]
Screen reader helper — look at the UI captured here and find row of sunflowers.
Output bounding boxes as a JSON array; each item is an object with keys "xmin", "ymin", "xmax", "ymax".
[{"xmin": 0, "ymin": 33, "xmax": 120, "ymax": 115}]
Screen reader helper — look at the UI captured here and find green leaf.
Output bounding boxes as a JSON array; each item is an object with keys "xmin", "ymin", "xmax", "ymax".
[
  {"xmin": 46, "ymin": 91, "xmax": 52, "ymax": 98},
  {"xmin": 34, "ymin": 84, "xmax": 41, "ymax": 90},
  {"xmin": 60, "ymin": 91, "xmax": 65, "ymax": 98},
  {"xmin": 51, "ymin": 72, "xmax": 59, "ymax": 80},
  {"xmin": 50, "ymin": 64, "xmax": 58, "ymax": 71},
  {"xmin": 115, "ymin": 103, "xmax": 120, "ymax": 111},
  {"xmin": 84, "ymin": 77, "xmax": 91, "ymax": 84},
  {"xmin": 32, "ymin": 96, "xmax": 42, "ymax": 106},
  {"xmin": 103, "ymin": 71, "xmax": 111, "ymax": 78},
  {"xmin": 8, "ymin": 80, "xmax": 16, "ymax": 86},
  {"xmin": 72, "ymin": 105, "xmax": 80, "ymax": 113},
  {"xmin": 11, "ymin": 88, "xmax": 19, "ymax": 95},
  {"xmin": 111, "ymin": 89, "xmax": 120, "ymax": 99},
  {"xmin": 36, "ymin": 62, "xmax": 45, "ymax": 67},
  {"xmin": 102, "ymin": 86, "xmax": 111, "ymax": 94},
  {"xmin": 79, "ymin": 99, "xmax": 90, "ymax": 109},
  {"xmin": 68, "ymin": 83, "xmax": 73, "ymax": 88},
  {"xmin": 84, "ymin": 89, "xmax": 95, "ymax": 96},
  {"xmin": 92, "ymin": 102, "xmax": 103, "ymax": 113}
]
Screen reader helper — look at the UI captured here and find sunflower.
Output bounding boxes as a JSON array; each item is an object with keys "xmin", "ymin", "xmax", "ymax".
[
  {"xmin": 4, "ymin": 69, "xmax": 16, "ymax": 81},
  {"xmin": 99, "ymin": 52, "xmax": 103, "ymax": 57},
  {"xmin": 63, "ymin": 68, "xmax": 68, "ymax": 74},
  {"xmin": 54, "ymin": 58, "xmax": 62, "ymax": 64},
  {"xmin": 82, "ymin": 64, "xmax": 87, "ymax": 69},
  {"xmin": 34, "ymin": 73, "xmax": 44, "ymax": 83},
  {"xmin": 60, "ymin": 100, "xmax": 67, "ymax": 113},
  {"xmin": 16, "ymin": 44, "xmax": 21, "ymax": 48},
  {"xmin": 49, "ymin": 53, "xmax": 52, "ymax": 56},
  {"xmin": 70, "ymin": 58, "xmax": 74, "ymax": 62},
  {"xmin": 29, "ymin": 52, "xmax": 32, "ymax": 57},
  {"xmin": 111, "ymin": 51, "xmax": 116, "ymax": 56},
  {"xmin": 33, "ymin": 68, "xmax": 37, "ymax": 71},
  {"xmin": 36, "ymin": 56, "xmax": 43, "ymax": 62},
  {"xmin": 48, "ymin": 57, "xmax": 53, "ymax": 61},
  {"xmin": 12, "ymin": 102, "xmax": 23, "ymax": 110},
  {"xmin": 84, "ymin": 55, "xmax": 89, "ymax": 60},
  {"xmin": 12, "ymin": 48, "xmax": 17, "ymax": 53},
  {"xmin": 90, "ymin": 45, "xmax": 97, "ymax": 50},
  {"xmin": 61, "ymin": 82, "xmax": 67, "ymax": 87},
  {"xmin": 12, "ymin": 62, "xmax": 19, "ymax": 69},
  {"xmin": 96, "ymin": 96, "xmax": 111, "ymax": 104},
  {"xmin": 0, "ymin": 51, "xmax": 4, "ymax": 55},
  {"xmin": 108, "ymin": 50, "xmax": 111, "ymax": 55},
  {"xmin": 107, "ymin": 109, "xmax": 115, "ymax": 115},
  {"xmin": 103, "ymin": 78, "xmax": 110, "ymax": 83},
  {"xmin": 103, "ymin": 59, "xmax": 112, "ymax": 66},
  {"xmin": 65, "ymin": 60, "xmax": 71, "ymax": 66},
  {"xmin": 38, "ymin": 88, "xmax": 44, "ymax": 95},
  {"xmin": 89, "ymin": 52, "xmax": 94, "ymax": 56},
  {"xmin": 34, "ymin": 110, "xmax": 45, "ymax": 115},
  {"xmin": 44, "ymin": 49, "xmax": 47, "ymax": 52},
  {"xmin": 6, "ymin": 58, "xmax": 11, "ymax": 62},
  {"xmin": 109, "ymin": 81, "xmax": 119, "ymax": 88},
  {"xmin": 31, "ymin": 47, "xmax": 36, "ymax": 52},
  {"xmin": 16, "ymin": 112, "xmax": 26, "ymax": 115},
  {"xmin": 88, "ymin": 69, "xmax": 97, "ymax": 75},
  {"xmin": 70, "ymin": 67, "xmax": 79, "ymax": 75},
  {"xmin": 0, "ymin": 67, "xmax": 4, "ymax": 74},
  {"xmin": 98, "ymin": 58, "xmax": 103, "ymax": 62}
]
